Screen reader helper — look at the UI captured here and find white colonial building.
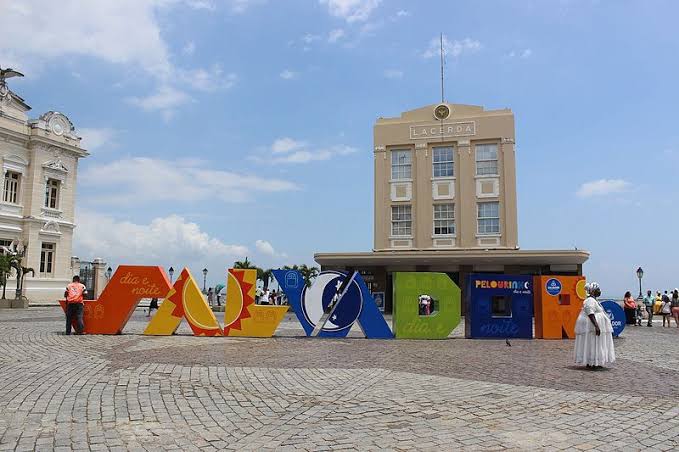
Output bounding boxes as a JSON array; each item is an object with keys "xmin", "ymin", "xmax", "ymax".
[{"xmin": 0, "ymin": 77, "xmax": 93, "ymax": 303}]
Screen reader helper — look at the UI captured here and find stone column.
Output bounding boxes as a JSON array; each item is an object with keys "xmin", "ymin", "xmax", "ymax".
[
  {"xmin": 70, "ymin": 256, "xmax": 80, "ymax": 277},
  {"xmin": 92, "ymin": 258, "xmax": 108, "ymax": 298}
]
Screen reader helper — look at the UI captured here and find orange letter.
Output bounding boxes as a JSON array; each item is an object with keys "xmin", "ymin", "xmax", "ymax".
[
  {"xmin": 59, "ymin": 266, "xmax": 171, "ymax": 335},
  {"xmin": 534, "ymin": 276, "xmax": 585, "ymax": 339}
]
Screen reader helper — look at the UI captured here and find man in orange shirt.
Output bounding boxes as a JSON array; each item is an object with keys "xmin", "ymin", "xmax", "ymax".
[{"xmin": 64, "ymin": 275, "xmax": 87, "ymax": 335}]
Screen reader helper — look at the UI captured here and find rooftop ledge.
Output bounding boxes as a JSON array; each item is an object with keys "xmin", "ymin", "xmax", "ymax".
[{"xmin": 314, "ymin": 248, "xmax": 590, "ymax": 267}]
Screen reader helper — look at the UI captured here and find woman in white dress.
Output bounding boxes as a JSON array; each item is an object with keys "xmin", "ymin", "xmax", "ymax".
[{"xmin": 574, "ymin": 282, "xmax": 616, "ymax": 369}]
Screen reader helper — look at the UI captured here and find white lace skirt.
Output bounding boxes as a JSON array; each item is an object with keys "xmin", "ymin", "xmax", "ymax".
[{"xmin": 574, "ymin": 312, "xmax": 616, "ymax": 366}]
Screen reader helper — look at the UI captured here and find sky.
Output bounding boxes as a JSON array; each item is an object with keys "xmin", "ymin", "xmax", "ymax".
[{"xmin": 1, "ymin": 0, "xmax": 678, "ymax": 296}]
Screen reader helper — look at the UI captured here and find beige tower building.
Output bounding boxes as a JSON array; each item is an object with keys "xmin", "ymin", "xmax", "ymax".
[
  {"xmin": 374, "ymin": 103, "xmax": 518, "ymax": 251},
  {"xmin": 315, "ymin": 102, "xmax": 588, "ymax": 312}
]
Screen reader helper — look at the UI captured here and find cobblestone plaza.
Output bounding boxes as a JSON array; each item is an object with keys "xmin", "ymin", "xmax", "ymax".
[{"xmin": 1, "ymin": 308, "xmax": 678, "ymax": 451}]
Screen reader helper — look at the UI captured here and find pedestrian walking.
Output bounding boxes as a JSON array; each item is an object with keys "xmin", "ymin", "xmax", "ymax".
[
  {"xmin": 574, "ymin": 282, "xmax": 615, "ymax": 369},
  {"xmin": 64, "ymin": 275, "xmax": 87, "ymax": 335},
  {"xmin": 661, "ymin": 295, "xmax": 672, "ymax": 327},
  {"xmin": 207, "ymin": 287, "xmax": 214, "ymax": 306},
  {"xmin": 643, "ymin": 290, "xmax": 655, "ymax": 327},
  {"xmin": 623, "ymin": 291, "xmax": 636, "ymax": 325},
  {"xmin": 147, "ymin": 297, "xmax": 159, "ymax": 317},
  {"xmin": 671, "ymin": 289, "xmax": 679, "ymax": 328}
]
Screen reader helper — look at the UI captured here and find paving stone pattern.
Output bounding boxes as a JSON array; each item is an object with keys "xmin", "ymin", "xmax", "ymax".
[{"xmin": 0, "ymin": 308, "xmax": 678, "ymax": 451}]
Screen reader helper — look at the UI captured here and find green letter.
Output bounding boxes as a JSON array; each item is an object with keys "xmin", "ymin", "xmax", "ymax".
[{"xmin": 393, "ymin": 272, "xmax": 461, "ymax": 339}]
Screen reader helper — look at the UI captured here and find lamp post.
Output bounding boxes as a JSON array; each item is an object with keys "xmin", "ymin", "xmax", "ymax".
[
  {"xmin": 202, "ymin": 268, "xmax": 208, "ymax": 294},
  {"xmin": 105, "ymin": 267, "xmax": 112, "ymax": 280},
  {"xmin": 636, "ymin": 267, "xmax": 644, "ymax": 300},
  {"xmin": 168, "ymin": 266, "xmax": 174, "ymax": 283}
]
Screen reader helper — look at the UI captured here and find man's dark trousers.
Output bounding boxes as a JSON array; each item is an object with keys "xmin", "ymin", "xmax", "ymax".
[
  {"xmin": 66, "ymin": 303, "xmax": 84, "ymax": 335},
  {"xmin": 646, "ymin": 306, "xmax": 654, "ymax": 327}
]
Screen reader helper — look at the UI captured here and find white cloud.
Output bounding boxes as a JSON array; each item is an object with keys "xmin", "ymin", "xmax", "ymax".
[
  {"xmin": 0, "ymin": 1, "xmax": 239, "ymax": 119},
  {"xmin": 507, "ymin": 48, "xmax": 532, "ymax": 59},
  {"xmin": 279, "ymin": 69, "xmax": 299, "ymax": 80},
  {"xmin": 78, "ymin": 127, "xmax": 117, "ymax": 151},
  {"xmin": 80, "ymin": 157, "xmax": 298, "ymax": 205},
  {"xmin": 328, "ymin": 28, "xmax": 346, "ymax": 43},
  {"xmin": 423, "ymin": 36, "xmax": 481, "ymax": 59},
  {"xmin": 271, "ymin": 137, "xmax": 306, "ymax": 153},
  {"xmin": 576, "ymin": 179, "xmax": 632, "ymax": 198},
  {"xmin": 184, "ymin": 0, "xmax": 216, "ymax": 10},
  {"xmin": 74, "ymin": 210, "xmax": 249, "ymax": 273},
  {"xmin": 320, "ymin": 0, "xmax": 382, "ymax": 23},
  {"xmin": 271, "ymin": 145, "xmax": 357, "ymax": 164},
  {"xmin": 180, "ymin": 65, "xmax": 237, "ymax": 91},
  {"xmin": 258, "ymin": 138, "xmax": 357, "ymax": 164},
  {"xmin": 126, "ymin": 85, "xmax": 193, "ymax": 120},
  {"xmin": 255, "ymin": 239, "xmax": 287, "ymax": 258},
  {"xmin": 395, "ymin": 9, "xmax": 409, "ymax": 17},
  {"xmin": 302, "ymin": 33, "xmax": 322, "ymax": 44},
  {"xmin": 182, "ymin": 41, "xmax": 196, "ymax": 55},
  {"xmin": 384, "ymin": 69, "xmax": 403, "ymax": 79}
]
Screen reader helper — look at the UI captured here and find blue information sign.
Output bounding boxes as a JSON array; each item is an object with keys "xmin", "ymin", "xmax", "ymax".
[
  {"xmin": 601, "ymin": 300, "xmax": 625, "ymax": 337},
  {"xmin": 545, "ymin": 278, "xmax": 562, "ymax": 296}
]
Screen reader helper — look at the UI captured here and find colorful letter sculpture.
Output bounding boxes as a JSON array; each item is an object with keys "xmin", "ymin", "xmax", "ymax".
[
  {"xmin": 465, "ymin": 274, "xmax": 533, "ymax": 339},
  {"xmin": 223, "ymin": 269, "xmax": 287, "ymax": 337},
  {"xmin": 600, "ymin": 300, "xmax": 625, "ymax": 337},
  {"xmin": 144, "ymin": 268, "xmax": 223, "ymax": 336},
  {"xmin": 533, "ymin": 275, "xmax": 585, "ymax": 339},
  {"xmin": 273, "ymin": 269, "xmax": 393, "ymax": 338},
  {"xmin": 392, "ymin": 272, "xmax": 461, "ymax": 339},
  {"xmin": 59, "ymin": 266, "xmax": 171, "ymax": 334}
]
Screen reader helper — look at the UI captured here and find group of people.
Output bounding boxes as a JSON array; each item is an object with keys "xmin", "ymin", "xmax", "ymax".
[
  {"xmin": 256, "ymin": 288, "xmax": 286, "ymax": 305},
  {"xmin": 623, "ymin": 289, "xmax": 679, "ymax": 328}
]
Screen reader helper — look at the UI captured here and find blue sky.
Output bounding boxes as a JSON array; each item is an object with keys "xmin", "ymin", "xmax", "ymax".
[{"xmin": 2, "ymin": 0, "xmax": 678, "ymax": 295}]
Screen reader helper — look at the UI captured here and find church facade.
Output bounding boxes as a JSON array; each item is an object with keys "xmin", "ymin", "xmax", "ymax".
[{"xmin": 0, "ymin": 79, "xmax": 91, "ymax": 303}]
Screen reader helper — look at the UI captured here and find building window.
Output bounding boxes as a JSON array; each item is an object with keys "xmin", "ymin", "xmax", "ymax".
[
  {"xmin": 391, "ymin": 150, "xmax": 412, "ymax": 180},
  {"xmin": 44, "ymin": 179, "xmax": 60, "ymax": 209},
  {"xmin": 433, "ymin": 204, "xmax": 455, "ymax": 235},
  {"xmin": 3, "ymin": 171, "xmax": 20, "ymax": 204},
  {"xmin": 475, "ymin": 144, "xmax": 498, "ymax": 176},
  {"xmin": 391, "ymin": 205, "xmax": 412, "ymax": 236},
  {"xmin": 478, "ymin": 202, "xmax": 500, "ymax": 235},
  {"xmin": 432, "ymin": 146, "xmax": 454, "ymax": 178},
  {"xmin": 40, "ymin": 243, "xmax": 55, "ymax": 277}
]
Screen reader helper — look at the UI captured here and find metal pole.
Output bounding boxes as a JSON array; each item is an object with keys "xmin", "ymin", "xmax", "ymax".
[{"xmin": 638, "ymin": 276, "xmax": 642, "ymax": 299}]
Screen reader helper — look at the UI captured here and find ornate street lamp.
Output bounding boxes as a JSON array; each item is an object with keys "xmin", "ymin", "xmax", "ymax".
[
  {"xmin": 105, "ymin": 267, "xmax": 112, "ymax": 280},
  {"xmin": 636, "ymin": 267, "xmax": 644, "ymax": 300},
  {"xmin": 202, "ymin": 268, "xmax": 208, "ymax": 293},
  {"xmin": 168, "ymin": 266, "xmax": 175, "ymax": 283}
]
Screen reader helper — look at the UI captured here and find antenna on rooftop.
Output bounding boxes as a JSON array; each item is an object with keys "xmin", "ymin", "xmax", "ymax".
[{"xmin": 440, "ymin": 32, "xmax": 445, "ymax": 103}]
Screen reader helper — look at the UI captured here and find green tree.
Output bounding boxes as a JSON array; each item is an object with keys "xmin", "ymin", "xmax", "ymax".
[
  {"xmin": 282, "ymin": 264, "xmax": 319, "ymax": 286},
  {"xmin": 233, "ymin": 257, "xmax": 256, "ymax": 269}
]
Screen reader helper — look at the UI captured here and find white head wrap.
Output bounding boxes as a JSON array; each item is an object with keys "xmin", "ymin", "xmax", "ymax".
[{"xmin": 584, "ymin": 282, "xmax": 600, "ymax": 295}]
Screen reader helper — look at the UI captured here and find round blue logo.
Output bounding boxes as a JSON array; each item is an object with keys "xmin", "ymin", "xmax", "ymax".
[
  {"xmin": 545, "ymin": 278, "xmax": 562, "ymax": 296},
  {"xmin": 300, "ymin": 272, "xmax": 362, "ymax": 332},
  {"xmin": 601, "ymin": 300, "xmax": 625, "ymax": 337}
]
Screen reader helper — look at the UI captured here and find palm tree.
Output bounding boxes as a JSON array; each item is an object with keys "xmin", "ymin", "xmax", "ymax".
[
  {"xmin": 282, "ymin": 264, "xmax": 319, "ymax": 286},
  {"xmin": 260, "ymin": 268, "xmax": 272, "ymax": 290},
  {"xmin": 233, "ymin": 257, "xmax": 256, "ymax": 269}
]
